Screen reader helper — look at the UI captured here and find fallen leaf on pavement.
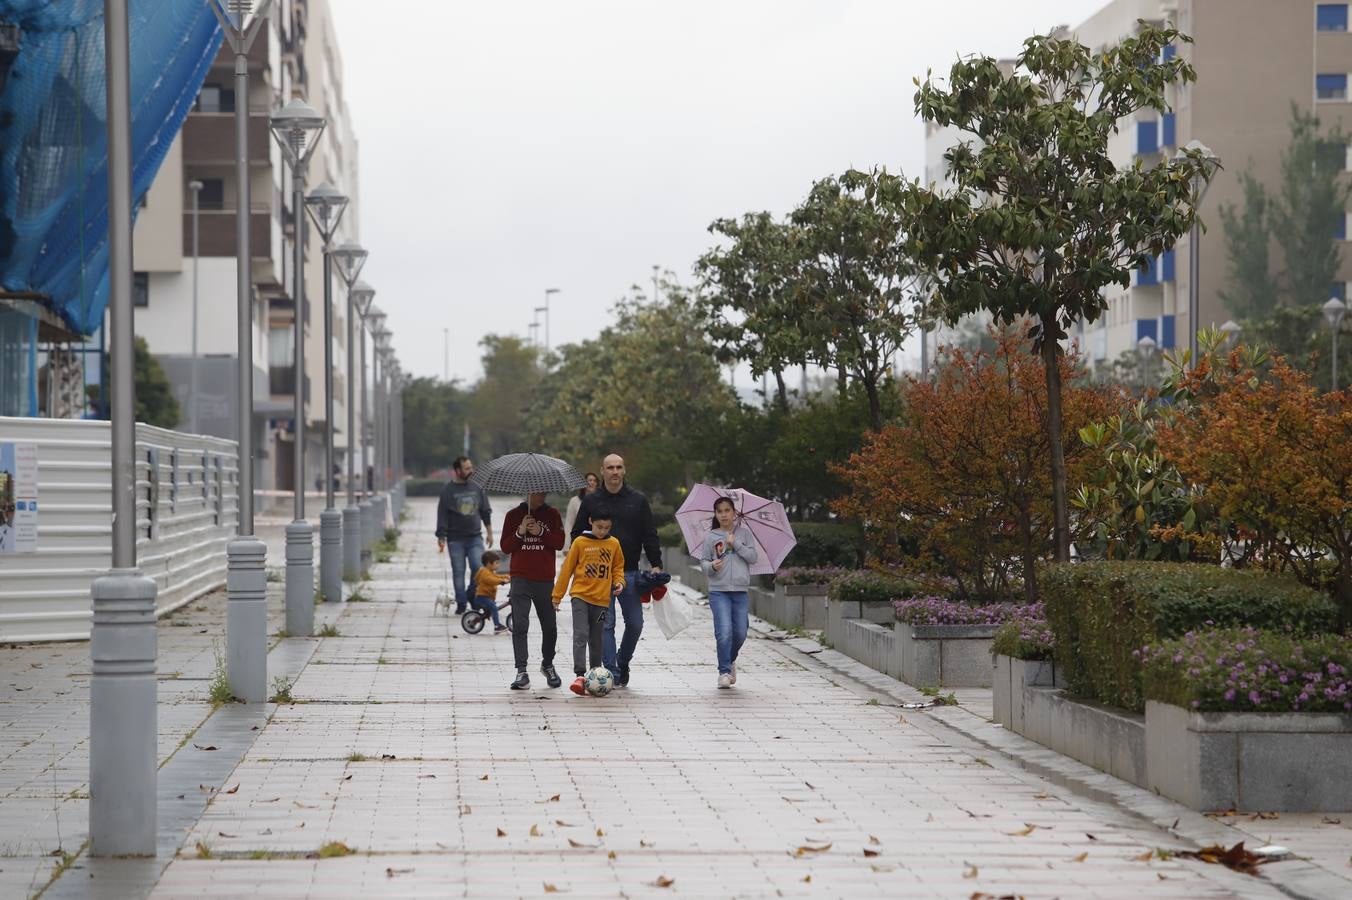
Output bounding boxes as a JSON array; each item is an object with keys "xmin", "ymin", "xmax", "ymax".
[
  {"xmin": 386, "ymin": 867, "xmax": 414, "ymax": 877},
  {"xmin": 381, "ymin": 754, "xmax": 396, "ymax": 760},
  {"xmin": 649, "ymin": 876, "xmax": 674, "ymax": 888},
  {"xmin": 1134, "ymin": 850, "xmax": 1155, "ymax": 862},
  {"xmin": 496, "ymin": 828, "xmax": 507, "ymax": 837},
  {"xmin": 548, "ymin": 794, "xmax": 560, "ymax": 802},
  {"xmin": 225, "ymin": 784, "xmax": 240, "ymax": 794},
  {"xmin": 1249, "ymin": 811, "xmax": 1278, "ymax": 821},
  {"xmin": 868, "ymin": 835, "xmax": 881, "ymax": 845},
  {"xmin": 554, "ymin": 820, "xmax": 574, "ymax": 827},
  {"xmin": 261, "ymin": 797, "xmax": 281, "ymax": 803},
  {"xmin": 343, "ymin": 775, "xmax": 352, "ymax": 782},
  {"xmin": 479, "ymin": 774, "xmax": 489, "ymax": 781},
  {"xmin": 418, "ymin": 774, "xmax": 436, "ymax": 779},
  {"xmin": 596, "ymin": 827, "xmax": 605, "ymax": 837},
  {"xmin": 794, "ymin": 843, "xmax": 832, "ymax": 856},
  {"xmin": 962, "ymin": 863, "xmax": 978, "ymax": 879},
  {"xmin": 1033, "ymin": 792, "xmax": 1050, "ymax": 800},
  {"xmin": 1176, "ymin": 842, "xmax": 1273, "ymax": 876},
  {"xmin": 543, "ymin": 884, "xmax": 563, "ymax": 894},
  {"xmin": 802, "ymin": 874, "xmax": 812, "ymax": 883},
  {"xmin": 607, "ymin": 850, "xmax": 617, "ymax": 860},
  {"xmin": 870, "ymin": 864, "xmax": 896, "ymax": 873},
  {"xmin": 1007, "ymin": 824, "xmax": 1037, "ymax": 837},
  {"xmin": 804, "ymin": 782, "xmax": 816, "ymax": 790},
  {"xmin": 217, "ymin": 832, "xmax": 237, "ymax": 838},
  {"xmin": 250, "ymin": 725, "xmax": 259, "ymax": 731},
  {"xmin": 567, "ymin": 838, "xmax": 599, "ymax": 849},
  {"xmin": 294, "ymin": 802, "xmax": 316, "ymax": 809},
  {"xmin": 1321, "ymin": 816, "xmax": 1342, "ymax": 825},
  {"xmin": 1070, "ymin": 852, "xmax": 1088, "ymax": 863},
  {"xmin": 530, "ymin": 824, "xmax": 541, "ymax": 837},
  {"xmin": 640, "ymin": 839, "xmax": 654, "ymax": 848},
  {"xmin": 1085, "ymin": 833, "xmax": 1098, "ymax": 841},
  {"xmin": 813, "ymin": 817, "xmax": 833, "ymax": 824},
  {"xmin": 863, "ymin": 848, "xmax": 880, "ymax": 858}
]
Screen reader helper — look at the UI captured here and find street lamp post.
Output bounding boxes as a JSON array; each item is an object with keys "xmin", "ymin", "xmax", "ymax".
[
  {"xmin": 1324, "ymin": 297, "xmax": 1347, "ymax": 391},
  {"xmin": 189, "ymin": 179, "xmax": 202, "ymax": 433},
  {"xmin": 210, "ymin": 0, "xmax": 272, "ymax": 706},
  {"xmin": 303, "ymin": 184, "xmax": 349, "ymax": 604},
  {"xmin": 333, "ymin": 256, "xmax": 369, "ymax": 581},
  {"xmin": 1219, "ymin": 319, "xmax": 1242, "ymax": 350},
  {"xmin": 89, "ymin": 0, "xmax": 158, "ymax": 857},
  {"xmin": 269, "ymin": 99, "xmax": 326, "ymax": 637},
  {"xmin": 1178, "ymin": 140, "xmax": 1220, "ymax": 362},
  {"xmin": 371, "ymin": 324, "xmax": 391, "ymax": 542},
  {"xmin": 543, "ymin": 287, "xmax": 559, "ymax": 358},
  {"xmin": 359, "ymin": 306, "xmax": 386, "ymax": 565},
  {"xmin": 1136, "ymin": 334, "xmax": 1158, "ymax": 391}
]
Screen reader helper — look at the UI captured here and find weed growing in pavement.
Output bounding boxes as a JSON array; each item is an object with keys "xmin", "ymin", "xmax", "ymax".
[
  {"xmin": 318, "ymin": 624, "xmax": 340, "ymax": 638},
  {"xmin": 317, "ymin": 841, "xmax": 355, "ymax": 858},
  {"xmin": 920, "ymin": 685, "xmax": 959, "ymax": 706},
  {"xmin": 376, "ymin": 552, "xmax": 393, "ymax": 564},
  {"xmin": 347, "ymin": 588, "xmax": 370, "ymax": 602},
  {"xmin": 865, "ymin": 698, "xmax": 880, "ymax": 706},
  {"xmin": 269, "ymin": 675, "xmax": 294, "ymax": 704},
  {"xmin": 195, "ymin": 840, "xmax": 212, "ymax": 859},
  {"xmin": 360, "ymin": 571, "xmax": 373, "ymax": 582},
  {"xmin": 208, "ymin": 640, "xmax": 235, "ymax": 707},
  {"xmin": 783, "ymin": 624, "xmax": 808, "ymax": 639},
  {"xmin": 249, "ymin": 850, "xmax": 272, "ymax": 860},
  {"xmin": 377, "ymin": 656, "xmax": 388, "ymax": 665},
  {"xmin": 314, "ymin": 592, "xmax": 325, "ymax": 606},
  {"xmin": 346, "ymin": 752, "xmax": 368, "ymax": 762},
  {"xmin": 265, "ymin": 570, "xmax": 282, "ymax": 583},
  {"xmin": 274, "ymin": 629, "xmax": 289, "ymax": 639}
]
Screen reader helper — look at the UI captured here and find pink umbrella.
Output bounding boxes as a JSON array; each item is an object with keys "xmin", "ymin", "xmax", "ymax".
[{"xmin": 674, "ymin": 484, "xmax": 796, "ymax": 576}]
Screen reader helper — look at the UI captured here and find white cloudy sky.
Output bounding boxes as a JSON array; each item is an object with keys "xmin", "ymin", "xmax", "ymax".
[{"xmin": 329, "ymin": 0, "xmax": 1105, "ymax": 384}]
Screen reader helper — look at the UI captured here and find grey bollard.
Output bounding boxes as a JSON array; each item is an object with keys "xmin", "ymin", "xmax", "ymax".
[
  {"xmin": 376, "ymin": 495, "xmax": 389, "ymax": 541},
  {"xmin": 89, "ymin": 570, "xmax": 158, "ymax": 857},
  {"xmin": 359, "ymin": 499, "xmax": 375, "ymax": 573},
  {"xmin": 226, "ymin": 537, "xmax": 268, "ymax": 702},
  {"xmin": 285, "ymin": 521, "xmax": 315, "ymax": 636},
  {"xmin": 319, "ymin": 508, "xmax": 342, "ymax": 601},
  {"xmin": 342, "ymin": 504, "xmax": 361, "ymax": 582}
]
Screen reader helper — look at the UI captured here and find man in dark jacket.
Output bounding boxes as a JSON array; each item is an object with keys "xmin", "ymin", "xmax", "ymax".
[
  {"xmin": 435, "ymin": 456, "xmax": 494, "ymax": 614},
  {"xmin": 570, "ymin": 453, "xmax": 662, "ymax": 687},
  {"xmin": 500, "ymin": 492, "xmax": 565, "ymax": 690}
]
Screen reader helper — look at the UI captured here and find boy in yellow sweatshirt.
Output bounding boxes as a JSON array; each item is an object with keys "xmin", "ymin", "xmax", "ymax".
[
  {"xmin": 472, "ymin": 550, "xmax": 511, "ymax": 633},
  {"xmin": 552, "ymin": 506, "xmax": 625, "ymax": 695}
]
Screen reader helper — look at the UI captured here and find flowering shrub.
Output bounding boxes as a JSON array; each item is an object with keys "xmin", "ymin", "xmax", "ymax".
[
  {"xmin": 774, "ymin": 566, "xmax": 850, "ymax": 586},
  {"xmin": 1140, "ymin": 627, "xmax": 1352, "ymax": 713},
  {"xmin": 893, "ymin": 597, "xmax": 1041, "ymax": 627},
  {"xmin": 991, "ymin": 613, "xmax": 1056, "ymax": 660}
]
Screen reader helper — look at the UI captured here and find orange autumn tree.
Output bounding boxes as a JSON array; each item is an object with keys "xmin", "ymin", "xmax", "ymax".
[
  {"xmin": 834, "ymin": 329, "xmax": 1122, "ymax": 602},
  {"xmin": 1157, "ymin": 352, "xmax": 1352, "ymax": 626}
]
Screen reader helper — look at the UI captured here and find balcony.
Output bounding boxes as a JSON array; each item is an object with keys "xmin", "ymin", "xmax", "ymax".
[
  {"xmin": 182, "ymin": 112, "xmax": 271, "ymax": 165},
  {"xmin": 182, "ymin": 209, "xmax": 271, "ymax": 258}
]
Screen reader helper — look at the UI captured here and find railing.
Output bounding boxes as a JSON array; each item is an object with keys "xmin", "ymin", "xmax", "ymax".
[{"xmin": 0, "ymin": 417, "xmax": 239, "ymax": 642}]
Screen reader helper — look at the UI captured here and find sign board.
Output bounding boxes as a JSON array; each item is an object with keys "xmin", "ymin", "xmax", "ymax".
[{"xmin": 0, "ymin": 441, "xmax": 37, "ymax": 553}]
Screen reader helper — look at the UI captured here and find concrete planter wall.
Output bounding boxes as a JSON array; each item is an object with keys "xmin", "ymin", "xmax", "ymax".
[
  {"xmin": 1145, "ymin": 701, "xmax": 1352, "ymax": 812},
  {"xmin": 825, "ymin": 599, "xmax": 896, "ymax": 644},
  {"xmin": 895, "ymin": 623, "xmax": 997, "ymax": 688},
  {"xmin": 749, "ymin": 583, "xmax": 830, "ymax": 631},
  {"xmin": 992, "ymin": 654, "xmax": 1063, "ymax": 732},
  {"xmin": 836, "ymin": 618, "xmax": 900, "ymax": 678}
]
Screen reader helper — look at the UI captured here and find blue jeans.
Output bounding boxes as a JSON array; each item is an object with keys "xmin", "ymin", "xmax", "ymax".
[
  {"xmin": 708, "ymin": 591, "xmax": 749, "ymax": 675},
  {"xmin": 446, "ymin": 535, "xmax": 484, "ymax": 611},
  {"xmin": 603, "ymin": 571, "xmax": 643, "ymax": 673},
  {"xmin": 471, "ymin": 595, "xmax": 502, "ymax": 628}
]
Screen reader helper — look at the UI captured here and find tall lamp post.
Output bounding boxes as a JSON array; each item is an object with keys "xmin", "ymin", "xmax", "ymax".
[
  {"xmin": 333, "ymin": 256, "xmax": 369, "ymax": 581},
  {"xmin": 304, "ymin": 184, "xmax": 348, "ymax": 604},
  {"xmin": 1136, "ymin": 334, "xmax": 1158, "ymax": 391},
  {"xmin": 543, "ymin": 287, "xmax": 559, "ymax": 358},
  {"xmin": 1324, "ymin": 297, "xmax": 1347, "ymax": 391},
  {"xmin": 1178, "ymin": 139, "xmax": 1220, "ymax": 362},
  {"xmin": 188, "ymin": 178, "xmax": 203, "ymax": 433},
  {"xmin": 90, "ymin": 0, "xmax": 158, "ymax": 857},
  {"xmin": 269, "ymin": 99, "xmax": 326, "ymax": 637},
  {"xmin": 211, "ymin": 0, "xmax": 272, "ymax": 706},
  {"xmin": 1219, "ymin": 319, "xmax": 1242, "ymax": 350},
  {"xmin": 360, "ymin": 305, "xmax": 386, "ymax": 561},
  {"xmin": 370, "ymin": 322, "xmax": 391, "ymax": 540}
]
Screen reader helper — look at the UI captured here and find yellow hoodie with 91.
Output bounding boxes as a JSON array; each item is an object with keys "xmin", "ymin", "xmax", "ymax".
[{"xmin": 551, "ymin": 532, "xmax": 625, "ymax": 607}]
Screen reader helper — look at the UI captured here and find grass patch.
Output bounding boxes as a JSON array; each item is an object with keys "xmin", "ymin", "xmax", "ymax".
[
  {"xmin": 377, "ymin": 656, "xmax": 389, "ymax": 665},
  {"xmin": 65, "ymin": 788, "xmax": 89, "ymax": 800},
  {"xmin": 783, "ymin": 624, "xmax": 808, "ymax": 639},
  {"xmin": 317, "ymin": 841, "xmax": 355, "ymax": 859},
  {"xmin": 346, "ymin": 752, "xmax": 367, "ymax": 762},
  {"xmin": 376, "ymin": 552, "xmax": 393, "ymax": 564},
  {"xmin": 347, "ymin": 588, "xmax": 370, "ymax": 602},
  {"xmin": 265, "ymin": 569, "xmax": 282, "ymax": 583},
  {"xmin": 360, "ymin": 571, "xmax": 373, "ymax": 582},
  {"xmin": 208, "ymin": 639, "xmax": 235, "ymax": 707},
  {"xmin": 318, "ymin": 624, "xmax": 340, "ymax": 638},
  {"xmin": 269, "ymin": 675, "xmax": 294, "ymax": 704},
  {"xmin": 248, "ymin": 850, "xmax": 272, "ymax": 860},
  {"xmin": 195, "ymin": 840, "xmax": 212, "ymax": 859},
  {"xmin": 314, "ymin": 592, "xmax": 325, "ymax": 606},
  {"xmin": 865, "ymin": 698, "xmax": 880, "ymax": 706},
  {"xmin": 920, "ymin": 685, "xmax": 959, "ymax": 706},
  {"xmin": 274, "ymin": 629, "xmax": 289, "ymax": 639}
]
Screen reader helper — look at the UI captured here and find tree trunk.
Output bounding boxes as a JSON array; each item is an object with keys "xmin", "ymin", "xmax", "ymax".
[
  {"xmin": 774, "ymin": 370, "xmax": 789, "ymax": 412},
  {"xmin": 1018, "ymin": 510, "xmax": 1039, "ymax": 603},
  {"xmin": 837, "ymin": 366, "xmax": 848, "ymax": 396},
  {"xmin": 1040, "ymin": 313, "xmax": 1071, "ymax": 563},
  {"xmin": 864, "ymin": 377, "xmax": 882, "ymax": 432}
]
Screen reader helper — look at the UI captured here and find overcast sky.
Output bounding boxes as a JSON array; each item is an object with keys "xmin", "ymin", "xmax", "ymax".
[{"xmin": 329, "ymin": 0, "xmax": 1106, "ymax": 384}]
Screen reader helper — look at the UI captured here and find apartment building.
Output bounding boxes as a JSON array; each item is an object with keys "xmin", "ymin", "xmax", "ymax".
[
  {"xmin": 132, "ymin": 0, "xmax": 362, "ymax": 496},
  {"xmin": 923, "ymin": 0, "xmax": 1352, "ymax": 365}
]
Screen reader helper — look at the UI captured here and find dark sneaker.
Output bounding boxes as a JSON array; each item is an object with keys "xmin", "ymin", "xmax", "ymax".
[
  {"xmin": 493, "ymin": 625, "xmax": 508, "ymax": 633},
  {"xmin": 569, "ymin": 676, "xmax": 587, "ymax": 696},
  {"xmin": 614, "ymin": 667, "xmax": 630, "ymax": 688},
  {"xmin": 510, "ymin": 671, "xmax": 530, "ymax": 690},
  {"xmin": 455, "ymin": 605, "xmax": 468, "ymax": 615},
  {"xmin": 542, "ymin": 665, "xmax": 562, "ymax": 688}
]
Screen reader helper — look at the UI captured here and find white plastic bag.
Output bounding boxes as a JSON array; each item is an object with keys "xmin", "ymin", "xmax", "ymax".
[{"xmin": 650, "ymin": 590, "xmax": 693, "ymax": 639}]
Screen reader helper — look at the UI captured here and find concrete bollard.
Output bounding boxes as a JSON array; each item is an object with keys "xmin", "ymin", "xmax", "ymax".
[
  {"xmin": 227, "ymin": 537, "xmax": 268, "ymax": 702},
  {"xmin": 342, "ymin": 504, "xmax": 361, "ymax": 582},
  {"xmin": 89, "ymin": 570, "xmax": 158, "ymax": 857},
  {"xmin": 285, "ymin": 521, "xmax": 315, "ymax": 636},
  {"xmin": 359, "ymin": 499, "xmax": 375, "ymax": 573},
  {"xmin": 319, "ymin": 508, "xmax": 342, "ymax": 601}
]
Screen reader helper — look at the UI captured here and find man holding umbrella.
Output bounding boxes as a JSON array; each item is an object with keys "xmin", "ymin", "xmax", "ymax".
[
  {"xmin": 571, "ymin": 453, "xmax": 662, "ymax": 688},
  {"xmin": 501, "ymin": 492, "xmax": 565, "ymax": 690}
]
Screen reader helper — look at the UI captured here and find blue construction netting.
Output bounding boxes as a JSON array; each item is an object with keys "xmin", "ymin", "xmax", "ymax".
[{"xmin": 0, "ymin": 0, "xmax": 223, "ymax": 336}]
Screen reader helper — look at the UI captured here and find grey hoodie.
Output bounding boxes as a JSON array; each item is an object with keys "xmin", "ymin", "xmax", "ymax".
[{"xmin": 700, "ymin": 525, "xmax": 758, "ymax": 591}]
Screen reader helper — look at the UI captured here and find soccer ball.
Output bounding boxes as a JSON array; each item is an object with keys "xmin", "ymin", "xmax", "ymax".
[{"xmin": 584, "ymin": 667, "xmax": 615, "ymax": 697}]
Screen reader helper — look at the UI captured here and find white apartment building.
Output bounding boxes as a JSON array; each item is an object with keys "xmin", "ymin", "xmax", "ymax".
[{"xmin": 924, "ymin": 0, "xmax": 1352, "ymax": 366}]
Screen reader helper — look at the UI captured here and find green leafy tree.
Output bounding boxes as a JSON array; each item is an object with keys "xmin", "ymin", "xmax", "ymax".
[
  {"xmin": 134, "ymin": 337, "xmax": 179, "ymax": 428},
  {"xmin": 1272, "ymin": 105, "xmax": 1350, "ymax": 309},
  {"xmin": 882, "ymin": 23, "xmax": 1219, "ymax": 561},
  {"xmin": 1218, "ymin": 172, "xmax": 1278, "ymax": 320},
  {"xmin": 468, "ymin": 335, "xmax": 541, "ymax": 458},
  {"xmin": 402, "ymin": 376, "xmax": 467, "ymax": 475}
]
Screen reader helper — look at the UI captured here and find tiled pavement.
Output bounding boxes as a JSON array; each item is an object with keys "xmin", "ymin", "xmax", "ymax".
[{"xmin": 2, "ymin": 497, "xmax": 1346, "ymax": 897}]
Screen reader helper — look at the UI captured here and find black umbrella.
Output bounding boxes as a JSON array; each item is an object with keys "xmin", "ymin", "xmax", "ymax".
[{"xmin": 469, "ymin": 453, "xmax": 588, "ymax": 495}]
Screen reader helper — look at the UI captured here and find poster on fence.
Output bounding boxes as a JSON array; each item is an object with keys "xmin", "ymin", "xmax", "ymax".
[{"xmin": 0, "ymin": 441, "xmax": 38, "ymax": 553}]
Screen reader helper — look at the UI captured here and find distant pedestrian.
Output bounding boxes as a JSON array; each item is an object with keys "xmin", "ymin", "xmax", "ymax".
[
  {"xmin": 570, "ymin": 453, "xmax": 662, "ymax": 688},
  {"xmin": 553, "ymin": 505, "xmax": 625, "ymax": 695},
  {"xmin": 701, "ymin": 496, "xmax": 757, "ymax": 688},
  {"xmin": 435, "ymin": 456, "xmax": 494, "ymax": 614},
  {"xmin": 501, "ymin": 491, "xmax": 565, "ymax": 690},
  {"xmin": 563, "ymin": 471, "xmax": 599, "ymax": 552},
  {"xmin": 471, "ymin": 550, "xmax": 510, "ymax": 633}
]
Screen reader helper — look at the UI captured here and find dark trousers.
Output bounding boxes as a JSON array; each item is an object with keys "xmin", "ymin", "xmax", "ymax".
[
  {"xmin": 602, "ymin": 571, "xmax": 643, "ymax": 673},
  {"xmin": 470, "ymin": 595, "xmax": 502, "ymax": 628},
  {"xmin": 510, "ymin": 577, "xmax": 556, "ymax": 671},
  {"xmin": 572, "ymin": 600, "xmax": 609, "ymax": 676}
]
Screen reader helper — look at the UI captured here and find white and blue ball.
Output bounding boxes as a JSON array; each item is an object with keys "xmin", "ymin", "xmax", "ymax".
[{"xmin": 584, "ymin": 666, "xmax": 615, "ymax": 697}]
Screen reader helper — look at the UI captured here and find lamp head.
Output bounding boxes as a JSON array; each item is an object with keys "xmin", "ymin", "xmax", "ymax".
[
  {"xmin": 304, "ymin": 183, "xmax": 348, "ymax": 243},
  {"xmin": 333, "ymin": 244, "xmax": 368, "ymax": 287},
  {"xmin": 350, "ymin": 280, "xmax": 376, "ymax": 317},
  {"xmin": 1324, "ymin": 297, "xmax": 1348, "ymax": 329},
  {"xmin": 268, "ymin": 98, "xmax": 326, "ymax": 170},
  {"xmin": 1136, "ymin": 334, "xmax": 1158, "ymax": 362}
]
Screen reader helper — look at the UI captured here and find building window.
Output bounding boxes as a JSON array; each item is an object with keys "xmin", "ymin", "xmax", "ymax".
[
  {"xmin": 1136, "ymin": 120, "xmax": 1159, "ymax": 155},
  {"xmin": 1334, "ymin": 282, "xmax": 1347, "ymax": 301},
  {"xmin": 1317, "ymin": 73, "xmax": 1348, "ymax": 100},
  {"xmin": 1317, "ymin": 140, "xmax": 1349, "ymax": 172},
  {"xmin": 1318, "ymin": 4, "xmax": 1349, "ymax": 32},
  {"xmin": 269, "ymin": 325, "xmax": 296, "ymax": 395},
  {"xmin": 1136, "ymin": 318, "xmax": 1159, "ymax": 342},
  {"xmin": 1335, "ymin": 213, "xmax": 1348, "ymax": 241},
  {"xmin": 1161, "ymin": 314, "xmax": 1176, "ymax": 348},
  {"xmin": 1161, "ymin": 249, "xmax": 1176, "ymax": 283},
  {"xmin": 195, "ymin": 83, "xmax": 236, "ymax": 113},
  {"xmin": 1160, "ymin": 43, "xmax": 1177, "ymax": 61},
  {"xmin": 132, "ymin": 272, "xmax": 149, "ymax": 307},
  {"xmin": 196, "ymin": 177, "xmax": 225, "ymax": 211},
  {"xmin": 1161, "ymin": 113, "xmax": 1176, "ymax": 149}
]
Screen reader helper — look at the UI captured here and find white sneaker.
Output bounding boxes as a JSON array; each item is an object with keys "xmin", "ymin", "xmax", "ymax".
[
  {"xmin": 730, "ymin": 663, "xmax": 737, "ymax": 684},
  {"xmin": 717, "ymin": 673, "xmax": 733, "ymax": 689}
]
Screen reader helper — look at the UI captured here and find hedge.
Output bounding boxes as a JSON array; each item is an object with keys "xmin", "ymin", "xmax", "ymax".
[
  {"xmin": 828, "ymin": 570, "xmax": 926, "ymax": 604},
  {"xmin": 1043, "ymin": 561, "xmax": 1339, "ymax": 712},
  {"xmin": 784, "ymin": 522, "xmax": 864, "ymax": 568},
  {"xmin": 991, "ymin": 614, "xmax": 1055, "ymax": 661},
  {"xmin": 406, "ymin": 478, "xmax": 443, "ymax": 497}
]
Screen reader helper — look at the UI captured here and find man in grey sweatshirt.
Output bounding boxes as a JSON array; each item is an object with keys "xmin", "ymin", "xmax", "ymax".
[{"xmin": 435, "ymin": 456, "xmax": 494, "ymax": 614}]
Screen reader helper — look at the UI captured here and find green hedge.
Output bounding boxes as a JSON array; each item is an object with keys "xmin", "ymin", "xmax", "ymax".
[
  {"xmin": 827, "ymin": 570, "xmax": 926, "ymax": 604},
  {"xmin": 783, "ymin": 522, "xmax": 864, "ymax": 569},
  {"xmin": 406, "ymin": 478, "xmax": 443, "ymax": 497},
  {"xmin": 656, "ymin": 521, "xmax": 684, "ymax": 549},
  {"xmin": 1043, "ymin": 561, "xmax": 1338, "ymax": 712}
]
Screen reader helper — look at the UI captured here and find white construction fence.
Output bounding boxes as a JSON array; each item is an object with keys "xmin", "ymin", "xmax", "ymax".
[{"xmin": 0, "ymin": 416, "xmax": 239, "ymax": 642}]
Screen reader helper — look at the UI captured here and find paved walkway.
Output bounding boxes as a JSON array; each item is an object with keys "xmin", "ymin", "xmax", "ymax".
[{"xmin": 4, "ymin": 497, "xmax": 1346, "ymax": 897}]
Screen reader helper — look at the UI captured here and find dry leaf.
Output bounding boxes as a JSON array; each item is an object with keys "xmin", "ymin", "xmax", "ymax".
[
  {"xmin": 802, "ymin": 874, "xmax": 812, "ymax": 883},
  {"xmin": 804, "ymin": 782, "xmax": 816, "ymax": 790},
  {"xmin": 794, "ymin": 843, "xmax": 832, "ymax": 857},
  {"xmin": 1033, "ymin": 792, "xmax": 1050, "ymax": 800},
  {"xmin": 1176, "ymin": 842, "xmax": 1273, "ymax": 876},
  {"xmin": 870, "ymin": 864, "xmax": 896, "ymax": 873},
  {"xmin": 294, "ymin": 802, "xmax": 316, "ymax": 809},
  {"xmin": 640, "ymin": 839, "xmax": 654, "ymax": 848},
  {"xmin": 1134, "ymin": 850, "xmax": 1155, "ymax": 862},
  {"xmin": 479, "ymin": 774, "xmax": 489, "ymax": 781},
  {"xmin": 1007, "ymin": 824, "xmax": 1037, "ymax": 837},
  {"xmin": 868, "ymin": 835, "xmax": 881, "ymax": 845},
  {"xmin": 193, "ymin": 744, "xmax": 219, "ymax": 751},
  {"xmin": 342, "ymin": 775, "xmax": 352, "ymax": 782},
  {"xmin": 496, "ymin": 828, "xmax": 507, "ymax": 838},
  {"xmin": 567, "ymin": 838, "xmax": 599, "ymax": 849},
  {"xmin": 1321, "ymin": 816, "xmax": 1342, "ymax": 825},
  {"xmin": 387, "ymin": 867, "xmax": 414, "ymax": 877},
  {"xmin": 1249, "ymin": 811, "xmax": 1279, "ymax": 821},
  {"xmin": 596, "ymin": 827, "xmax": 605, "ymax": 837},
  {"xmin": 418, "ymin": 774, "xmax": 436, "ymax": 780},
  {"xmin": 549, "ymin": 794, "xmax": 560, "ymax": 802},
  {"xmin": 1086, "ymin": 833, "xmax": 1098, "ymax": 840},
  {"xmin": 650, "ymin": 876, "xmax": 675, "ymax": 888},
  {"xmin": 261, "ymin": 797, "xmax": 281, "ymax": 803},
  {"xmin": 607, "ymin": 850, "xmax": 617, "ymax": 860},
  {"xmin": 225, "ymin": 784, "xmax": 240, "ymax": 794},
  {"xmin": 554, "ymin": 820, "xmax": 574, "ymax": 827},
  {"xmin": 863, "ymin": 848, "xmax": 880, "ymax": 858},
  {"xmin": 530, "ymin": 824, "xmax": 541, "ymax": 837},
  {"xmin": 460, "ymin": 805, "xmax": 472, "ymax": 815},
  {"xmin": 1070, "ymin": 852, "xmax": 1088, "ymax": 862},
  {"xmin": 217, "ymin": 831, "xmax": 237, "ymax": 838},
  {"xmin": 962, "ymin": 863, "xmax": 978, "ymax": 879},
  {"xmin": 543, "ymin": 884, "xmax": 563, "ymax": 894}
]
